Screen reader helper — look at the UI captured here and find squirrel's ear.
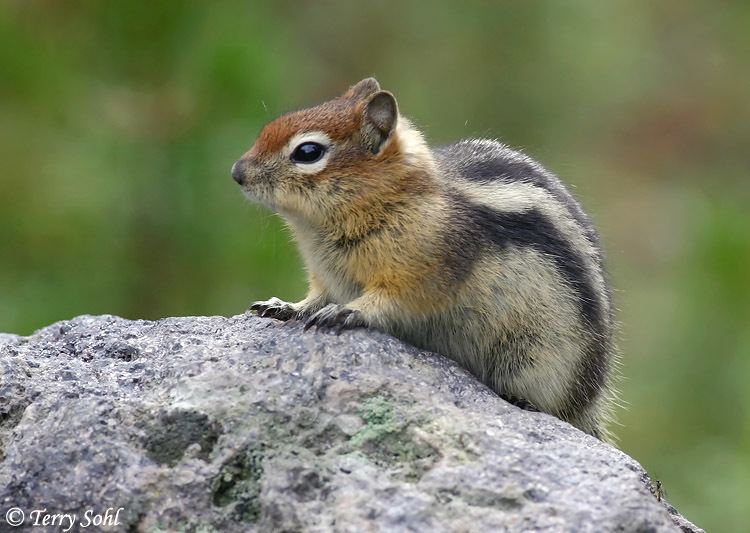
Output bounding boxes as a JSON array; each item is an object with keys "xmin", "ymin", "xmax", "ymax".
[
  {"xmin": 361, "ymin": 91, "xmax": 398, "ymax": 152},
  {"xmin": 344, "ymin": 77, "xmax": 381, "ymax": 100}
]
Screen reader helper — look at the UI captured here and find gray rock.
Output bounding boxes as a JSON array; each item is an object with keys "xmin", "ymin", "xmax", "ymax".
[{"xmin": 0, "ymin": 314, "xmax": 701, "ymax": 532}]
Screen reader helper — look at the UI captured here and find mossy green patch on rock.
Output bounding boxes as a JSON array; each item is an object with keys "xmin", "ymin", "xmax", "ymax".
[
  {"xmin": 350, "ymin": 395, "xmax": 401, "ymax": 447},
  {"xmin": 350, "ymin": 395, "xmax": 439, "ymax": 481},
  {"xmin": 211, "ymin": 443, "xmax": 266, "ymax": 523}
]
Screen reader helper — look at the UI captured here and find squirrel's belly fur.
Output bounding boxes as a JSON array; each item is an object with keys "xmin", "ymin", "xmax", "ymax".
[{"xmin": 235, "ymin": 78, "xmax": 617, "ymax": 440}]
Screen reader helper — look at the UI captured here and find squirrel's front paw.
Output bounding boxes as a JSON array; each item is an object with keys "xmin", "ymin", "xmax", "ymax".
[
  {"xmin": 249, "ymin": 297, "xmax": 297, "ymax": 321},
  {"xmin": 303, "ymin": 304, "xmax": 368, "ymax": 334}
]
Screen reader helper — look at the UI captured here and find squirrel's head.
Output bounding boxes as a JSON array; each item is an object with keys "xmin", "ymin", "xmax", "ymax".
[{"xmin": 232, "ymin": 78, "xmax": 431, "ymax": 225}]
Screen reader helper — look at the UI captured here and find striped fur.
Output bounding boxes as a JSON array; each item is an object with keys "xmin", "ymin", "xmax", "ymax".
[{"xmin": 234, "ymin": 78, "xmax": 617, "ymax": 439}]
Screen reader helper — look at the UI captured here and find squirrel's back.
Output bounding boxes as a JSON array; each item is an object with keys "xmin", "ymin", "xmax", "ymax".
[{"xmin": 428, "ymin": 139, "xmax": 615, "ymax": 438}]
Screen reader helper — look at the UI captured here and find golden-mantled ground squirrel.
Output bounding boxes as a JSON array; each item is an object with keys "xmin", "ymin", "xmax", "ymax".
[{"xmin": 232, "ymin": 78, "xmax": 616, "ymax": 439}]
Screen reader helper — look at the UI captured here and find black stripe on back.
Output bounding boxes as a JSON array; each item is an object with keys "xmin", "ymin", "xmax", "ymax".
[
  {"xmin": 467, "ymin": 203, "xmax": 602, "ymax": 331},
  {"xmin": 437, "ymin": 141, "xmax": 602, "ymax": 251},
  {"xmin": 449, "ymin": 194, "xmax": 611, "ymax": 410}
]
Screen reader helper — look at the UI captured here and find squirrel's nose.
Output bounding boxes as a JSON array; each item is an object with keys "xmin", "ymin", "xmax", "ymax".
[{"xmin": 231, "ymin": 160, "xmax": 246, "ymax": 185}]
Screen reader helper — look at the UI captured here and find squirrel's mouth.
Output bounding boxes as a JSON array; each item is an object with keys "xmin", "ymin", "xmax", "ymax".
[{"xmin": 240, "ymin": 181, "xmax": 277, "ymax": 210}]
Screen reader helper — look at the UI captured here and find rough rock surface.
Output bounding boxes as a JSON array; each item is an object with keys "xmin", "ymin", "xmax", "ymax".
[{"xmin": 0, "ymin": 314, "xmax": 701, "ymax": 532}]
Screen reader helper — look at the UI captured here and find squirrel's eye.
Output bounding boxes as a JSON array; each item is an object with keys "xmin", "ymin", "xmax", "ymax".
[{"xmin": 291, "ymin": 142, "xmax": 326, "ymax": 164}]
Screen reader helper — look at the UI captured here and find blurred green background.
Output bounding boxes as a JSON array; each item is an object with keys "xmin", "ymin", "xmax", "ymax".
[{"xmin": 1, "ymin": 1, "xmax": 748, "ymax": 530}]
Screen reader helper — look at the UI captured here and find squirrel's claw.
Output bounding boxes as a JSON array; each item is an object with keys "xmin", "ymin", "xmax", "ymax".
[
  {"xmin": 303, "ymin": 304, "xmax": 367, "ymax": 333},
  {"xmin": 249, "ymin": 297, "xmax": 297, "ymax": 321},
  {"xmin": 500, "ymin": 394, "xmax": 540, "ymax": 412}
]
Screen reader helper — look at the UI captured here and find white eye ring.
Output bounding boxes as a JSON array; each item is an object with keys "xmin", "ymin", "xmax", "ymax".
[
  {"xmin": 291, "ymin": 142, "xmax": 327, "ymax": 164},
  {"xmin": 286, "ymin": 131, "xmax": 332, "ymax": 174}
]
